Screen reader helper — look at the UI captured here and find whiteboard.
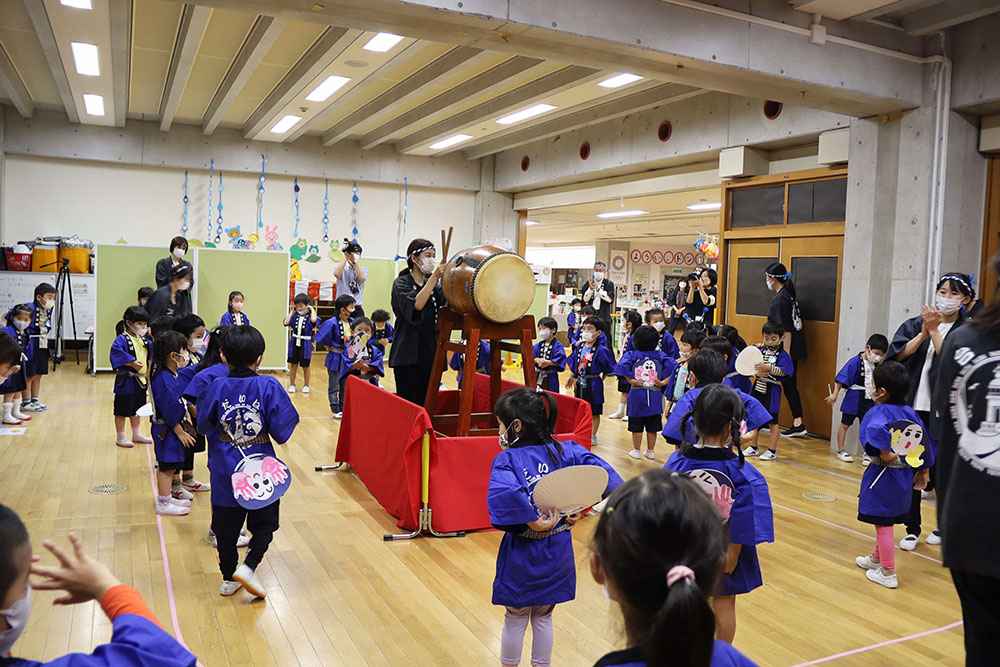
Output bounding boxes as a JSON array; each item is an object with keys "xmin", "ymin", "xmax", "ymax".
[{"xmin": 0, "ymin": 270, "xmax": 96, "ymax": 340}]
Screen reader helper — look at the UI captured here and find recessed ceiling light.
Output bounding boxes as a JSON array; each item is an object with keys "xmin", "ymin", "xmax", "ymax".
[
  {"xmin": 686, "ymin": 202, "xmax": 722, "ymax": 211},
  {"xmin": 598, "ymin": 73, "xmax": 643, "ymax": 88},
  {"xmin": 70, "ymin": 42, "xmax": 100, "ymax": 76},
  {"xmin": 525, "ymin": 220, "xmax": 540, "ymax": 226},
  {"xmin": 82, "ymin": 94, "xmax": 104, "ymax": 116},
  {"xmin": 429, "ymin": 134, "xmax": 473, "ymax": 150},
  {"xmin": 597, "ymin": 210, "xmax": 648, "ymax": 219},
  {"xmin": 363, "ymin": 32, "xmax": 404, "ymax": 52},
  {"xmin": 344, "ymin": 60, "xmax": 369, "ymax": 68},
  {"xmin": 270, "ymin": 114, "xmax": 302, "ymax": 134},
  {"xmin": 305, "ymin": 75, "xmax": 350, "ymax": 102},
  {"xmin": 496, "ymin": 103, "xmax": 557, "ymax": 125},
  {"xmin": 60, "ymin": 0, "xmax": 92, "ymax": 8}
]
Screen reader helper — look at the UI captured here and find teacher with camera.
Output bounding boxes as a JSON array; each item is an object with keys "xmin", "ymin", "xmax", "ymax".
[
  {"xmin": 334, "ymin": 238, "xmax": 368, "ymax": 318},
  {"xmin": 685, "ymin": 267, "xmax": 717, "ymax": 326},
  {"xmin": 583, "ymin": 261, "xmax": 615, "ymax": 333}
]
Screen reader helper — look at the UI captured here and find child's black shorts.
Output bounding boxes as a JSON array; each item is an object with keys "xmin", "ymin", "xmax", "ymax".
[
  {"xmin": 841, "ymin": 399, "xmax": 874, "ymax": 426},
  {"xmin": 114, "ymin": 390, "xmax": 147, "ymax": 417},
  {"xmin": 616, "ymin": 377, "xmax": 632, "ymax": 394},
  {"xmin": 628, "ymin": 414, "xmax": 663, "ymax": 433},
  {"xmin": 287, "ymin": 347, "xmax": 311, "ymax": 368}
]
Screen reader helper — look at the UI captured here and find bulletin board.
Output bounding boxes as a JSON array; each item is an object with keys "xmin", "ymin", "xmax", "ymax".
[{"xmin": 0, "ymin": 270, "xmax": 95, "ymax": 339}]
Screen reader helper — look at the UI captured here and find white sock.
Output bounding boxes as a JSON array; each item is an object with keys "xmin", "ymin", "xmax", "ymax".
[
  {"xmin": 11, "ymin": 399, "xmax": 28, "ymax": 420},
  {"xmin": 157, "ymin": 494, "xmax": 171, "ymax": 505},
  {"xmin": 3, "ymin": 402, "xmax": 16, "ymax": 423}
]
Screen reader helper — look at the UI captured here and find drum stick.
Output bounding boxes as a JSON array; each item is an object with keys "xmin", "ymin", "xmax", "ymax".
[
  {"xmin": 440, "ymin": 226, "xmax": 453, "ymax": 263},
  {"xmin": 869, "ymin": 465, "xmax": 887, "ymax": 489}
]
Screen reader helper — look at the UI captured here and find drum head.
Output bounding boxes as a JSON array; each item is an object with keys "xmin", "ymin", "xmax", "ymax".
[{"xmin": 473, "ymin": 253, "xmax": 536, "ymax": 323}]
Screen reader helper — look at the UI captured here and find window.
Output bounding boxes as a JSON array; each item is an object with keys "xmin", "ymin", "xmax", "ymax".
[
  {"xmin": 787, "ymin": 178, "xmax": 847, "ymax": 224},
  {"xmin": 734, "ymin": 257, "xmax": 778, "ymax": 316},
  {"xmin": 791, "ymin": 256, "xmax": 839, "ymax": 322},
  {"xmin": 730, "ymin": 186, "xmax": 784, "ymax": 228}
]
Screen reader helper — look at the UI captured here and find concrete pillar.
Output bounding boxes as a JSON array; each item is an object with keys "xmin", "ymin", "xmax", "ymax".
[
  {"xmin": 473, "ymin": 155, "xmax": 519, "ymax": 249},
  {"xmin": 940, "ymin": 110, "xmax": 988, "ymax": 287}
]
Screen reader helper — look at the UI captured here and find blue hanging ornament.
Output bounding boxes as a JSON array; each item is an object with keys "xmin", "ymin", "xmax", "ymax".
[
  {"xmin": 207, "ymin": 159, "xmax": 214, "ymax": 243},
  {"xmin": 215, "ymin": 171, "xmax": 224, "ymax": 244},
  {"xmin": 351, "ymin": 182, "xmax": 359, "ymax": 241},
  {"xmin": 322, "ymin": 179, "xmax": 329, "ymax": 243},
  {"xmin": 395, "ymin": 177, "xmax": 409, "ymax": 261},
  {"xmin": 256, "ymin": 153, "xmax": 267, "ymax": 230},
  {"xmin": 293, "ymin": 177, "xmax": 300, "ymax": 237},
  {"xmin": 181, "ymin": 170, "xmax": 189, "ymax": 236}
]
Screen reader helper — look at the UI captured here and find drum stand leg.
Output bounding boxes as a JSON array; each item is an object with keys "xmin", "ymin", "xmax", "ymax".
[
  {"xmin": 314, "ymin": 462, "xmax": 346, "ymax": 472},
  {"xmin": 383, "ymin": 431, "xmax": 466, "ymax": 541}
]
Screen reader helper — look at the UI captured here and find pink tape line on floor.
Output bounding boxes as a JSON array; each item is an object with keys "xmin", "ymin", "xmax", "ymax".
[
  {"xmin": 772, "ymin": 502, "xmax": 943, "ymax": 565},
  {"xmin": 787, "ymin": 620, "xmax": 963, "ymax": 666}
]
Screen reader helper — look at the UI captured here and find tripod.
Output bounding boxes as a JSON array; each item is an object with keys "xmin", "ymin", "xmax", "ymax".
[{"xmin": 40, "ymin": 258, "xmax": 79, "ymax": 365}]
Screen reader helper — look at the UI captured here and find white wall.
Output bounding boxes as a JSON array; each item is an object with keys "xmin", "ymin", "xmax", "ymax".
[{"xmin": 3, "ymin": 155, "xmax": 476, "ymax": 281}]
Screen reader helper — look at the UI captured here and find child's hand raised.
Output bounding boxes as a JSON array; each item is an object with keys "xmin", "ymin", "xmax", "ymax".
[{"xmin": 30, "ymin": 533, "xmax": 122, "ymax": 606}]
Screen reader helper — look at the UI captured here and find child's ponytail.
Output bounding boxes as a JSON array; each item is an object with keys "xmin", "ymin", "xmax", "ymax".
[
  {"xmin": 731, "ymin": 418, "xmax": 745, "ymax": 468},
  {"xmin": 646, "ymin": 567, "xmax": 717, "ymax": 667},
  {"xmin": 150, "ymin": 331, "xmax": 186, "ymax": 383}
]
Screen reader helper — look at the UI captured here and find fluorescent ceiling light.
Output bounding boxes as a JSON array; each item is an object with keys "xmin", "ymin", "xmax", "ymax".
[
  {"xmin": 687, "ymin": 202, "xmax": 722, "ymax": 211},
  {"xmin": 496, "ymin": 103, "xmax": 557, "ymax": 125},
  {"xmin": 363, "ymin": 33, "xmax": 404, "ymax": 52},
  {"xmin": 60, "ymin": 0, "xmax": 92, "ymax": 8},
  {"xmin": 70, "ymin": 42, "xmax": 100, "ymax": 76},
  {"xmin": 270, "ymin": 115, "xmax": 302, "ymax": 134},
  {"xmin": 82, "ymin": 94, "xmax": 104, "ymax": 116},
  {"xmin": 597, "ymin": 209, "xmax": 648, "ymax": 219},
  {"xmin": 429, "ymin": 134, "xmax": 472, "ymax": 150},
  {"xmin": 598, "ymin": 73, "xmax": 643, "ymax": 88},
  {"xmin": 305, "ymin": 75, "xmax": 350, "ymax": 102},
  {"xmin": 525, "ymin": 220, "xmax": 540, "ymax": 226}
]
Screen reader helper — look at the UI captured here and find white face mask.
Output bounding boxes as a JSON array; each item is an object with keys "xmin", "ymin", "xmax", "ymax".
[
  {"xmin": 766, "ymin": 278, "xmax": 775, "ymax": 291},
  {"xmin": 935, "ymin": 295, "xmax": 964, "ymax": 315},
  {"xmin": 190, "ymin": 336, "xmax": 207, "ymax": 352},
  {"xmin": 175, "ymin": 351, "xmax": 190, "ymax": 368},
  {"xmin": 178, "ymin": 281, "xmax": 191, "ymax": 291},
  {"xmin": 232, "ymin": 302, "xmax": 243, "ymax": 312},
  {"xmin": 498, "ymin": 422, "xmax": 519, "ymax": 449},
  {"xmin": 573, "ymin": 306, "xmax": 581, "ymax": 312},
  {"xmin": 593, "ymin": 272, "xmax": 605, "ymax": 281},
  {"xmin": 581, "ymin": 331, "xmax": 595, "ymax": 343},
  {"xmin": 420, "ymin": 257, "xmax": 436, "ymax": 274},
  {"xmin": 538, "ymin": 329, "xmax": 552, "ymax": 341},
  {"xmin": 868, "ymin": 352, "xmax": 884, "ymax": 363},
  {"xmin": 43, "ymin": 299, "xmax": 55, "ymax": 311},
  {"xmin": 652, "ymin": 321, "xmax": 666, "ymax": 332},
  {"xmin": 678, "ymin": 349, "xmax": 691, "ymax": 361},
  {"xmin": 0, "ymin": 584, "xmax": 31, "ymax": 656},
  {"xmin": 12, "ymin": 320, "xmax": 29, "ymax": 332},
  {"xmin": 173, "ymin": 247, "xmax": 186, "ymax": 259},
  {"xmin": 132, "ymin": 324, "xmax": 148, "ymax": 338}
]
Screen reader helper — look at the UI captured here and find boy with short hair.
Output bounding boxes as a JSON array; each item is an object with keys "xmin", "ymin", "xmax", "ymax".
[
  {"xmin": 566, "ymin": 316, "xmax": 616, "ymax": 446},
  {"xmin": 370, "ymin": 309, "xmax": 394, "ymax": 349},
  {"xmin": 340, "ymin": 316, "xmax": 385, "ymax": 391},
  {"xmin": 315, "ymin": 294, "xmax": 355, "ymax": 418},
  {"xmin": 742, "ymin": 321, "xmax": 795, "ymax": 461},
  {"xmin": 614, "ymin": 325, "xmax": 676, "ymax": 460},
  {"xmin": 534, "ymin": 316, "xmax": 566, "ymax": 393},
  {"xmin": 664, "ymin": 328, "xmax": 707, "ymax": 415},
  {"xmin": 644, "ymin": 307, "xmax": 680, "ymax": 360},
  {"xmin": 23, "ymin": 282, "xmax": 56, "ymax": 411},
  {"xmin": 283, "ymin": 293, "xmax": 319, "ymax": 393},
  {"xmin": 827, "ymin": 334, "xmax": 889, "ymax": 464}
]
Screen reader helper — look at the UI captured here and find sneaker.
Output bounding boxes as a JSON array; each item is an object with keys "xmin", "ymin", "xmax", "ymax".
[
  {"xmin": 115, "ymin": 435, "xmax": 133, "ymax": 448},
  {"xmin": 11, "ymin": 409, "xmax": 31, "ymax": 421},
  {"xmin": 926, "ymin": 530, "xmax": 942, "ymax": 545},
  {"xmin": 220, "ymin": 580, "xmax": 243, "ymax": 596},
  {"xmin": 182, "ymin": 478, "xmax": 211, "ymax": 492},
  {"xmin": 899, "ymin": 534, "xmax": 919, "ymax": 551},
  {"xmin": 204, "ymin": 531, "xmax": 217, "ymax": 547},
  {"xmin": 742, "ymin": 446, "xmax": 759, "ymax": 457},
  {"xmin": 233, "ymin": 563, "xmax": 266, "ymax": 599},
  {"xmin": 237, "ymin": 531, "xmax": 251, "ymax": 548},
  {"xmin": 591, "ymin": 434, "xmax": 598, "ymax": 446},
  {"xmin": 643, "ymin": 450, "xmax": 656, "ymax": 460},
  {"xmin": 170, "ymin": 497, "xmax": 191, "ymax": 508},
  {"xmin": 862, "ymin": 454, "xmax": 872, "ymax": 467},
  {"xmin": 921, "ymin": 489, "xmax": 936, "ymax": 501},
  {"xmin": 25, "ymin": 399, "xmax": 47, "ymax": 412},
  {"xmin": 866, "ymin": 567, "xmax": 898, "ymax": 589},
  {"xmin": 3, "ymin": 416, "xmax": 23, "ymax": 426},
  {"xmin": 332, "ymin": 412, "xmax": 343, "ymax": 419},
  {"xmin": 856, "ymin": 555, "xmax": 881, "ymax": 570},
  {"xmin": 132, "ymin": 433, "xmax": 153, "ymax": 444},
  {"xmin": 156, "ymin": 501, "xmax": 189, "ymax": 516},
  {"xmin": 171, "ymin": 485, "xmax": 195, "ymax": 501},
  {"xmin": 302, "ymin": 385, "xmax": 311, "ymax": 394},
  {"xmin": 288, "ymin": 385, "xmax": 297, "ymax": 394},
  {"xmin": 836, "ymin": 449, "xmax": 855, "ymax": 463},
  {"xmin": 783, "ymin": 424, "xmax": 808, "ymax": 438},
  {"xmin": 608, "ymin": 406, "xmax": 625, "ymax": 420},
  {"xmin": 758, "ymin": 450, "xmax": 777, "ymax": 461},
  {"xmin": 628, "ymin": 449, "xmax": 642, "ymax": 459}
]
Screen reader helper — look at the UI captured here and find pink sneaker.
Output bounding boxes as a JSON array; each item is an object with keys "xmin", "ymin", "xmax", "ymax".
[{"xmin": 132, "ymin": 433, "xmax": 153, "ymax": 444}]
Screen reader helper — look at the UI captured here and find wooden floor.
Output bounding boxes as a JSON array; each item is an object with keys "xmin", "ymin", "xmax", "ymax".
[{"xmin": 1, "ymin": 361, "xmax": 964, "ymax": 666}]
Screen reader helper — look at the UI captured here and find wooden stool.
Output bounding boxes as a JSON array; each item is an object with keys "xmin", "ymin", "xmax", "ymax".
[{"xmin": 424, "ymin": 307, "xmax": 537, "ymax": 436}]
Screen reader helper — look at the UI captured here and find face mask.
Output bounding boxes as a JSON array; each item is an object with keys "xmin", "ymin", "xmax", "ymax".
[
  {"xmin": 652, "ymin": 321, "xmax": 666, "ymax": 332},
  {"xmin": 43, "ymin": 299, "xmax": 55, "ymax": 311},
  {"xmin": 593, "ymin": 272, "xmax": 605, "ymax": 281},
  {"xmin": 498, "ymin": 423, "xmax": 519, "ymax": 449},
  {"xmin": 581, "ymin": 331, "xmax": 595, "ymax": 343},
  {"xmin": 868, "ymin": 352, "xmax": 884, "ymax": 363},
  {"xmin": 420, "ymin": 257, "xmax": 437, "ymax": 274},
  {"xmin": 232, "ymin": 302, "xmax": 243, "ymax": 312},
  {"xmin": 935, "ymin": 295, "xmax": 963, "ymax": 315},
  {"xmin": 178, "ymin": 281, "xmax": 191, "ymax": 291},
  {"xmin": 766, "ymin": 278, "xmax": 774, "ymax": 291},
  {"xmin": 0, "ymin": 584, "xmax": 31, "ymax": 656},
  {"xmin": 190, "ymin": 336, "xmax": 207, "ymax": 352},
  {"xmin": 132, "ymin": 325, "xmax": 148, "ymax": 338},
  {"xmin": 175, "ymin": 352, "xmax": 190, "ymax": 368},
  {"xmin": 13, "ymin": 320, "xmax": 29, "ymax": 332},
  {"xmin": 573, "ymin": 306, "xmax": 581, "ymax": 312},
  {"xmin": 173, "ymin": 248, "xmax": 186, "ymax": 259},
  {"xmin": 538, "ymin": 330, "xmax": 551, "ymax": 341},
  {"xmin": 678, "ymin": 349, "xmax": 691, "ymax": 361}
]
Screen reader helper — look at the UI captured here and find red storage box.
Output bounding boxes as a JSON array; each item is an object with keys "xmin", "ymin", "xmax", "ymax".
[{"xmin": 5, "ymin": 251, "xmax": 31, "ymax": 271}]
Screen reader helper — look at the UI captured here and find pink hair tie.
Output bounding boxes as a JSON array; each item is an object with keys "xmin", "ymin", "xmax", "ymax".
[{"xmin": 666, "ymin": 565, "xmax": 695, "ymax": 588}]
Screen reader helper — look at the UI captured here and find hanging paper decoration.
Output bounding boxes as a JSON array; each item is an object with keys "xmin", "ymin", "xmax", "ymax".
[
  {"xmin": 350, "ymin": 182, "xmax": 359, "ymax": 240},
  {"xmin": 293, "ymin": 178, "xmax": 300, "ymax": 237},
  {"xmin": 256, "ymin": 154, "xmax": 266, "ymax": 230},
  {"xmin": 395, "ymin": 177, "xmax": 409, "ymax": 261},
  {"xmin": 215, "ymin": 172, "xmax": 225, "ymax": 244},
  {"xmin": 322, "ymin": 180, "xmax": 330, "ymax": 242},
  {"xmin": 181, "ymin": 170, "xmax": 189, "ymax": 236},
  {"xmin": 693, "ymin": 233, "xmax": 720, "ymax": 263},
  {"xmin": 207, "ymin": 159, "xmax": 215, "ymax": 245}
]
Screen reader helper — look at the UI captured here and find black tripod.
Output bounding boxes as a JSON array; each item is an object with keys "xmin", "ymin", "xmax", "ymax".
[{"xmin": 40, "ymin": 258, "xmax": 79, "ymax": 365}]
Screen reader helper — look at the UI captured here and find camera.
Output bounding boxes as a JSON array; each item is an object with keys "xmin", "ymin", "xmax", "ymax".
[{"xmin": 687, "ymin": 272, "xmax": 700, "ymax": 282}]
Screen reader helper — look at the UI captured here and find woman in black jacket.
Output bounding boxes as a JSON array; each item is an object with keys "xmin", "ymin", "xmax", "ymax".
[
  {"xmin": 155, "ymin": 236, "xmax": 194, "ymax": 290},
  {"xmin": 146, "ymin": 264, "xmax": 193, "ymax": 322},
  {"xmin": 764, "ymin": 263, "xmax": 807, "ymax": 437},
  {"xmin": 932, "ymin": 259, "xmax": 1000, "ymax": 667}
]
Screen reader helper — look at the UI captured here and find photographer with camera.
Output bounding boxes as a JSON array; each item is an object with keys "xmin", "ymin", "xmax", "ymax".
[
  {"xmin": 334, "ymin": 238, "xmax": 368, "ymax": 318},
  {"xmin": 685, "ymin": 267, "xmax": 717, "ymax": 326}
]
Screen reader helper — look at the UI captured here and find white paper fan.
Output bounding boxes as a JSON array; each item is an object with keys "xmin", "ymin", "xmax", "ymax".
[
  {"xmin": 135, "ymin": 402, "xmax": 154, "ymax": 418},
  {"xmin": 532, "ymin": 465, "xmax": 609, "ymax": 516},
  {"xmin": 734, "ymin": 346, "xmax": 764, "ymax": 377}
]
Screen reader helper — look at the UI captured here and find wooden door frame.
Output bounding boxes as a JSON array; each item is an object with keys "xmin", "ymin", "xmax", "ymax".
[{"xmin": 981, "ymin": 156, "xmax": 1000, "ymax": 302}]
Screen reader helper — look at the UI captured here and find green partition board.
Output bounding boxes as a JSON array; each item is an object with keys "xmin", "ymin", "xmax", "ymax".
[
  {"xmin": 95, "ymin": 244, "xmax": 172, "ymax": 371},
  {"xmin": 355, "ymin": 258, "xmax": 397, "ymax": 319},
  {"xmin": 195, "ymin": 248, "xmax": 289, "ymax": 370}
]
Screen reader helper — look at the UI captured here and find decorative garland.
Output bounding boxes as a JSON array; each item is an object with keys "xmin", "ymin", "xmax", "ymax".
[
  {"xmin": 351, "ymin": 182, "xmax": 359, "ymax": 241},
  {"xmin": 256, "ymin": 154, "xmax": 266, "ymax": 230},
  {"xmin": 322, "ymin": 179, "xmax": 330, "ymax": 242},
  {"xmin": 207, "ymin": 159, "xmax": 214, "ymax": 243},
  {"xmin": 395, "ymin": 177, "xmax": 408, "ymax": 261},
  {"xmin": 214, "ymin": 171, "xmax": 224, "ymax": 244},
  {"xmin": 181, "ymin": 170, "xmax": 188, "ymax": 236},
  {"xmin": 293, "ymin": 177, "xmax": 300, "ymax": 237}
]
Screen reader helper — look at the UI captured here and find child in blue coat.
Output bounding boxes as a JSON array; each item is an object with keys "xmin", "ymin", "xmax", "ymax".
[
  {"xmin": 149, "ymin": 330, "xmax": 195, "ymax": 517},
  {"xmin": 566, "ymin": 316, "xmax": 616, "ymax": 446},
  {"xmin": 609, "ymin": 310, "xmax": 643, "ymax": 420},
  {"xmin": 741, "ymin": 321, "xmax": 795, "ymax": 461},
  {"xmin": 339, "ymin": 317, "xmax": 386, "ymax": 394},
  {"xmin": 826, "ymin": 334, "xmax": 888, "ymax": 464},
  {"xmin": 284, "ymin": 293, "xmax": 319, "ymax": 393},
  {"xmin": 614, "ymin": 325, "xmax": 676, "ymax": 461},
  {"xmin": 488, "ymin": 388, "xmax": 622, "ymax": 667},
  {"xmin": 590, "ymin": 470, "xmax": 759, "ymax": 666},
  {"xmin": 110, "ymin": 306, "xmax": 153, "ymax": 448},
  {"xmin": 644, "ymin": 307, "xmax": 681, "ymax": 360},
  {"xmin": 663, "ymin": 384, "xmax": 774, "ymax": 644},
  {"xmin": 855, "ymin": 361, "xmax": 934, "ymax": 590},
  {"xmin": 566, "ymin": 298, "xmax": 582, "ymax": 344},
  {"xmin": 197, "ymin": 326, "xmax": 299, "ymax": 599},
  {"xmin": 220, "ymin": 290, "xmax": 251, "ymax": 327},
  {"xmin": 315, "ymin": 294, "xmax": 355, "ymax": 417},
  {"xmin": 23, "ymin": 282, "xmax": 56, "ymax": 412},
  {"xmin": 370, "ymin": 309, "xmax": 394, "ymax": 350},
  {"xmin": 449, "ymin": 339, "xmax": 492, "ymax": 389},
  {"xmin": 1, "ymin": 304, "xmax": 33, "ymax": 425},
  {"xmin": 665, "ymin": 328, "xmax": 707, "ymax": 416},
  {"xmin": 534, "ymin": 317, "xmax": 567, "ymax": 393}
]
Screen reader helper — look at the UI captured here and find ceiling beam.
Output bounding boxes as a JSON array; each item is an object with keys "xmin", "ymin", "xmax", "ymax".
[
  {"xmin": 463, "ymin": 83, "xmax": 703, "ymax": 159},
  {"xmin": 394, "ymin": 65, "xmax": 602, "ymax": 155},
  {"xmin": 902, "ymin": 0, "xmax": 1000, "ymax": 35},
  {"xmin": 159, "ymin": 5, "xmax": 212, "ymax": 131},
  {"xmin": 357, "ymin": 55, "xmax": 544, "ymax": 150},
  {"xmin": 242, "ymin": 26, "xmax": 361, "ymax": 139},
  {"xmin": 202, "ymin": 15, "xmax": 286, "ymax": 135},
  {"xmin": 21, "ymin": 0, "xmax": 78, "ymax": 123},
  {"xmin": 109, "ymin": 0, "xmax": 131, "ymax": 128},
  {"xmin": 850, "ymin": 0, "xmax": 930, "ymax": 22},
  {"xmin": 0, "ymin": 43, "xmax": 32, "ymax": 118},
  {"xmin": 319, "ymin": 45, "xmax": 485, "ymax": 146}
]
